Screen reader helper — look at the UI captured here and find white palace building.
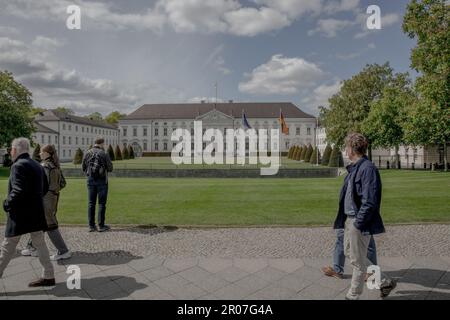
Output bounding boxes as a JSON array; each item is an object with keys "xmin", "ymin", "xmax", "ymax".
[{"xmin": 118, "ymin": 102, "xmax": 317, "ymax": 155}]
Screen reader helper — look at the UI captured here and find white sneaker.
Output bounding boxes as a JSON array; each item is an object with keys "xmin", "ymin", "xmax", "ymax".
[
  {"xmin": 50, "ymin": 251, "xmax": 72, "ymax": 261},
  {"xmin": 21, "ymin": 248, "xmax": 38, "ymax": 257}
]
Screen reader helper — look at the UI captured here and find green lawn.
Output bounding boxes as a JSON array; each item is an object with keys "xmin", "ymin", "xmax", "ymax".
[
  {"xmin": 0, "ymin": 171, "xmax": 449, "ymax": 226},
  {"xmin": 61, "ymin": 157, "xmax": 319, "ymax": 170}
]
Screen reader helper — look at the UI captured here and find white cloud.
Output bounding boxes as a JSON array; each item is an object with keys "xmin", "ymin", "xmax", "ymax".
[
  {"xmin": 0, "ymin": 0, "xmax": 365, "ymax": 37},
  {"xmin": 308, "ymin": 18, "xmax": 355, "ymax": 38},
  {"xmin": 239, "ymin": 54, "xmax": 324, "ymax": 95},
  {"xmin": 301, "ymin": 79, "xmax": 342, "ymax": 111},
  {"xmin": 0, "ymin": 35, "xmax": 183, "ymax": 115},
  {"xmin": 202, "ymin": 44, "xmax": 232, "ymax": 75},
  {"xmin": 31, "ymin": 36, "xmax": 65, "ymax": 50}
]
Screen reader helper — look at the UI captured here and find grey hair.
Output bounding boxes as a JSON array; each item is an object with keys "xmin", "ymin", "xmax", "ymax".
[{"xmin": 11, "ymin": 137, "xmax": 31, "ymax": 155}]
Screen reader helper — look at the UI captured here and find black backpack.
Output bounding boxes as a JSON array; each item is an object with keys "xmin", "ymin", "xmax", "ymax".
[{"xmin": 88, "ymin": 150, "xmax": 106, "ymax": 179}]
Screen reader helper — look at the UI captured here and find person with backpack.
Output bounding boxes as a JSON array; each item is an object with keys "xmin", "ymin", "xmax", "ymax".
[
  {"xmin": 82, "ymin": 138, "xmax": 113, "ymax": 232},
  {"xmin": 21, "ymin": 144, "xmax": 72, "ymax": 261}
]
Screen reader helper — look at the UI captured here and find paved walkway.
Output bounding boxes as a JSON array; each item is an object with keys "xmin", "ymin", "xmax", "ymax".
[{"xmin": 0, "ymin": 225, "xmax": 449, "ymax": 300}]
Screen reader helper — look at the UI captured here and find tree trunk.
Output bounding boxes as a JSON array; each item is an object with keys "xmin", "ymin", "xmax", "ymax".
[
  {"xmin": 395, "ymin": 145, "xmax": 400, "ymax": 170},
  {"xmin": 444, "ymin": 142, "xmax": 448, "ymax": 172}
]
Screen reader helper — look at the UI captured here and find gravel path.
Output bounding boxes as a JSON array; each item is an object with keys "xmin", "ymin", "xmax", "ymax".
[{"xmin": 1, "ymin": 224, "xmax": 449, "ymax": 259}]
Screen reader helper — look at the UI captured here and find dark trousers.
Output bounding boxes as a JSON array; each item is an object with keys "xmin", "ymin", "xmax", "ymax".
[{"xmin": 87, "ymin": 177, "xmax": 108, "ymax": 228}]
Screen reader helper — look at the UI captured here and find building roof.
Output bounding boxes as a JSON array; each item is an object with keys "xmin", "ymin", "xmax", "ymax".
[
  {"xmin": 124, "ymin": 102, "xmax": 315, "ymax": 120},
  {"xmin": 34, "ymin": 110, "xmax": 118, "ymax": 130},
  {"xmin": 33, "ymin": 122, "xmax": 58, "ymax": 134}
]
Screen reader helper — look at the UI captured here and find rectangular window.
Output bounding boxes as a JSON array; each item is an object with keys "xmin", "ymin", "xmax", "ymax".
[
  {"xmin": 296, "ymin": 127, "xmax": 300, "ymax": 135},
  {"xmin": 154, "ymin": 142, "xmax": 159, "ymax": 151},
  {"xmin": 63, "ymin": 150, "xmax": 66, "ymax": 157},
  {"xmin": 143, "ymin": 142, "xmax": 147, "ymax": 151},
  {"xmin": 143, "ymin": 128, "xmax": 148, "ymax": 136},
  {"xmin": 155, "ymin": 128, "xmax": 159, "ymax": 136},
  {"xmin": 133, "ymin": 128, "xmax": 137, "ymax": 137},
  {"xmin": 123, "ymin": 128, "xmax": 127, "ymax": 136},
  {"xmin": 62, "ymin": 124, "xmax": 66, "ymax": 130},
  {"xmin": 68, "ymin": 137, "xmax": 72, "ymax": 144},
  {"xmin": 307, "ymin": 128, "xmax": 311, "ymax": 135},
  {"xmin": 82, "ymin": 137, "xmax": 85, "ymax": 145},
  {"xmin": 63, "ymin": 136, "xmax": 66, "ymax": 145},
  {"xmin": 41, "ymin": 135, "xmax": 45, "ymax": 144},
  {"xmin": 76, "ymin": 137, "xmax": 78, "ymax": 145},
  {"xmin": 68, "ymin": 125, "xmax": 71, "ymax": 131},
  {"xmin": 76, "ymin": 126, "xmax": 78, "ymax": 132},
  {"xmin": 164, "ymin": 142, "xmax": 168, "ymax": 151},
  {"xmin": 164, "ymin": 128, "xmax": 168, "ymax": 136}
]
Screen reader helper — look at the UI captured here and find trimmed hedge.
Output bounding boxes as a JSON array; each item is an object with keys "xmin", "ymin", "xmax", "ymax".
[
  {"xmin": 322, "ymin": 144, "xmax": 332, "ymax": 166},
  {"xmin": 305, "ymin": 145, "xmax": 313, "ymax": 163},
  {"xmin": 107, "ymin": 145, "xmax": 115, "ymax": 161},
  {"xmin": 115, "ymin": 145, "xmax": 123, "ymax": 161},
  {"xmin": 73, "ymin": 148, "xmax": 83, "ymax": 165}
]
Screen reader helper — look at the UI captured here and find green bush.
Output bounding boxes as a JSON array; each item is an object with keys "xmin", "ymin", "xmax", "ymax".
[
  {"xmin": 128, "ymin": 145, "xmax": 135, "ymax": 159},
  {"xmin": 310, "ymin": 147, "xmax": 321, "ymax": 165},
  {"xmin": 115, "ymin": 145, "xmax": 122, "ymax": 161},
  {"xmin": 300, "ymin": 145, "xmax": 308, "ymax": 161},
  {"xmin": 322, "ymin": 144, "xmax": 332, "ymax": 166},
  {"xmin": 305, "ymin": 144, "xmax": 313, "ymax": 163},
  {"xmin": 32, "ymin": 144, "xmax": 41, "ymax": 162},
  {"xmin": 73, "ymin": 148, "xmax": 83, "ymax": 165},
  {"xmin": 122, "ymin": 145, "xmax": 129, "ymax": 160},
  {"xmin": 328, "ymin": 145, "xmax": 343, "ymax": 168},
  {"xmin": 107, "ymin": 145, "xmax": 115, "ymax": 161},
  {"xmin": 295, "ymin": 146, "xmax": 302, "ymax": 161}
]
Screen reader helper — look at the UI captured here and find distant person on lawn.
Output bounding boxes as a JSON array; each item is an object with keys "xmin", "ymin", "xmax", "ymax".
[
  {"xmin": 331, "ymin": 133, "xmax": 396, "ymax": 300},
  {"xmin": 21, "ymin": 144, "xmax": 72, "ymax": 261},
  {"xmin": 1, "ymin": 138, "xmax": 55, "ymax": 287},
  {"xmin": 82, "ymin": 138, "xmax": 113, "ymax": 232}
]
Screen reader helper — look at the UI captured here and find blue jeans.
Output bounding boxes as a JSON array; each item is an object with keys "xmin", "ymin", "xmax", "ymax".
[
  {"xmin": 333, "ymin": 228, "xmax": 377, "ymax": 274},
  {"xmin": 87, "ymin": 177, "xmax": 108, "ymax": 228}
]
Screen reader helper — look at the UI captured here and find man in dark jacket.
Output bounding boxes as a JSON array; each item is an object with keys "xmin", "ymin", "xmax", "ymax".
[
  {"xmin": 82, "ymin": 138, "xmax": 113, "ymax": 232},
  {"xmin": 1, "ymin": 138, "xmax": 55, "ymax": 287},
  {"xmin": 335, "ymin": 133, "xmax": 395, "ymax": 300}
]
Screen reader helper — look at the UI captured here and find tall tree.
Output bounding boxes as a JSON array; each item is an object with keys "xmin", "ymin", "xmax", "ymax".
[
  {"xmin": 362, "ymin": 73, "xmax": 417, "ymax": 169},
  {"xmin": 105, "ymin": 111, "xmax": 127, "ymax": 125},
  {"xmin": 320, "ymin": 63, "xmax": 395, "ymax": 159},
  {"xmin": 86, "ymin": 112, "xmax": 103, "ymax": 121},
  {"xmin": 0, "ymin": 71, "xmax": 35, "ymax": 148},
  {"xmin": 403, "ymin": 0, "xmax": 450, "ymax": 171}
]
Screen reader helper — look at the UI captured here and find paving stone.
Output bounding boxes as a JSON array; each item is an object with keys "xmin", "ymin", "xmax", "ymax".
[
  {"xmin": 2, "ymin": 261, "xmax": 34, "ymax": 278},
  {"xmin": 268, "ymin": 258, "xmax": 304, "ymax": 273},
  {"xmin": 170, "ymin": 283, "xmax": 208, "ymax": 300},
  {"xmin": 128, "ymin": 256, "xmax": 165, "ymax": 272},
  {"xmin": 249, "ymin": 284, "xmax": 297, "ymax": 300},
  {"xmin": 276, "ymin": 274, "xmax": 313, "ymax": 292},
  {"xmin": 316, "ymin": 275, "xmax": 350, "ymax": 292},
  {"xmin": 299, "ymin": 283, "xmax": 341, "ymax": 300},
  {"xmin": 163, "ymin": 258, "xmax": 198, "ymax": 273},
  {"xmin": 233, "ymin": 258, "xmax": 268, "ymax": 273},
  {"xmin": 113, "ymin": 274, "xmax": 150, "ymax": 294},
  {"xmin": 199, "ymin": 258, "xmax": 233, "ymax": 273},
  {"xmin": 178, "ymin": 266, "xmax": 212, "ymax": 283},
  {"xmin": 153, "ymin": 274, "xmax": 190, "ymax": 292},
  {"xmin": 191, "ymin": 274, "xmax": 230, "ymax": 293},
  {"xmin": 101, "ymin": 265, "xmax": 137, "ymax": 281},
  {"xmin": 233, "ymin": 274, "xmax": 270, "ymax": 295},
  {"xmin": 215, "ymin": 266, "xmax": 250, "ymax": 283},
  {"xmin": 84, "ymin": 280, "xmax": 125, "ymax": 299},
  {"xmin": 129, "ymin": 282, "xmax": 174, "ymax": 300},
  {"xmin": 253, "ymin": 267, "xmax": 287, "ymax": 282},
  {"xmin": 213, "ymin": 283, "xmax": 251, "ymax": 300},
  {"xmin": 291, "ymin": 265, "xmax": 325, "ymax": 283},
  {"xmin": 141, "ymin": 265, "xmax": 174, "ymax": 282}
]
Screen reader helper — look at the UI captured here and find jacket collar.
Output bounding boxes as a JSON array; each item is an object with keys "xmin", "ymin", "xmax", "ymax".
[
  {"xmin": 13, "ymin": 152, "xmax": 30, "ymax": 163},
  {"xmin": 346, "ymin": 155, "xmax": 368, "ymax": 173}
]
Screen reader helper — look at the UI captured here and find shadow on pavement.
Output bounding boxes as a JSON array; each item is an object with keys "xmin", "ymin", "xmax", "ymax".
[
  {"xmin": 57, "ymin": 250, "xmax": 143, "ymax": 266},
  {"xmin": 1, "ymin": 276, "xmax": 148, "ymax": 300},
  {"xmin": 113, "ymin": 225, "xmax": 179, "ymax": 236}
]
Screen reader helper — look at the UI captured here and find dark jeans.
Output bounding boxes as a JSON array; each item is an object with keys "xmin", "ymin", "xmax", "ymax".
[
  {"xmin": 87, "ymin": 177, "xmax": 108, "ymax": 228},
  {"xmin": 333, "ymin": 228, "xmax": 377, "ymax": 274}
]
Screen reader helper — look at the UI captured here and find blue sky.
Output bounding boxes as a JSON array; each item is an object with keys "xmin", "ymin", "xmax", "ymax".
[{"xmin": 0, "ymin": 0, "xmax": 417, "ymax": 116}]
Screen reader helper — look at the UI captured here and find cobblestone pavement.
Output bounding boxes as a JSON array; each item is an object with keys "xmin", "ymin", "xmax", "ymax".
[{"xmin": 0, "ymin": 224, "xmax": 449, "ymax": 300}]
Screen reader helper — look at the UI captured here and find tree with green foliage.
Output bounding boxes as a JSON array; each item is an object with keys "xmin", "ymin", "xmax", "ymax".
[
  {"xmin": 305, "ymin": 144, "xmax": 313, "ymax": 163},
  {"xmin": 128, "ymin": 145, "xmax": 135, "ymax": 159},
  {"xmin": 122, "ymin": 145, "xmax": 129, "ymax": 160},
  {"xmin": 0, "ymin": 71, "xmax": 35, "ymax": 148},
  {"xmin": 105, "ymin": 111, "xmax": 127, "ymax": 125},
  {"xmin": 403, "ymin": 0, "xmax": 450, "ymax": 171},
  {"xmin": 32, "ymin": 144, "xmax": 41, "ymax": 162},
  {"xmin": 310, "ymin": 147, "xmax": 321, "ymax": 165},
  {"xmin": 30, "ymin": 107, "xmax": 46, "ymax": 117},
  {"xmin": 73, "ymin": 148, "xmax": 83, "ymax": 165},
  {"xmin": 328, "ymin": 145, "xmax": 344, "ymax": 168},
  {"xmin": 363, "ymin": 73, "xmax": 416, "ymax": 169},
  {"xmin": 107, "ymin": 145, "xmax": 115, "ymax": 161},
  {"xmin": 115, "ymin": 145, "xmax": 122, "ymax": 161},
  {"xmin": 320, "ymin": 63, "xmax": 395, "ymax": 159},
  {"xmin": 2, "ymin": 150, "xmax": 12, "ymax": 167},
  {"xmin": 322, "ymin": 144, "xmax": 332, "ymax": 166},
  {"xmin": 295, "ymin": 146, "xmax": 302, "ymax": 161},
  {"xmin": 55, "ymin": 107, "xmax": 74, "ymax": 115},
  {"xmin": 86, "ymin": 112, "xmax": 103, "ymax": 121}
]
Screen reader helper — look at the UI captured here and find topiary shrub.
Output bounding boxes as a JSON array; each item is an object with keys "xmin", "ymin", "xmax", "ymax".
[
  {"xmin": 295, "ymin": 146, "xmax": 302, "ymax": 161},
  {"xmin": 310, "ymin": 147, "xmax": 321, "ymax": 165},
  {"xmin": 73, "ymin": 148, "xmax": 83, "ymax": 165},
  {"xmin": 107, "ymin": 145, "xmax": 115, "ymax": 161},
  {"xmin": 115, "ymin": 145, "xmax": 122, "ymax": 161},
  {"xmin": 128, "ymin": 145, "xmax": 135, "ymax": 159},
  {"xmin": 328, "ymin": 145, "xmax": 342, "ymax": 167},
  {"xmin": 300, "ymin": 145, "xmax": 308, "ymax": 161},
  {"xmin": 33, "ymin": 144, "xmax": 41, "ymax": 162},
  {"xmin": 322, "ymin": 144, "xmax": 332, "ymax": 166},
  {"xmin": 305, "ymin": 144, "xmax": 313, "ymax": 163},
  {"xmin": 122, "ymin": 145, "xmax": 129, "ymax": 160}
]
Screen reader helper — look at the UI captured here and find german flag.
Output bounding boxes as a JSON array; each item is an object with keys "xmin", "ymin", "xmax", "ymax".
[{"xmin": 279, "ymin": 111, "xmax": 289, "ymax": 135}]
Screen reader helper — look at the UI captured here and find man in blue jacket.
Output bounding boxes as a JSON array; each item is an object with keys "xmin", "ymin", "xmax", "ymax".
[{"xmin": 334, "ymin": 133, "xmax": 396, "ymax": 300}]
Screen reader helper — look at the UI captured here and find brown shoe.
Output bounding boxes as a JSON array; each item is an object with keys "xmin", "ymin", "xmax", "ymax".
[
  {"xmin": 28, "ymin": 278, "xmax": 56, "ymax": 287},
  {"xmin": 321, "ymin": 266, "xmax": 343, "ymax": 279}
]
